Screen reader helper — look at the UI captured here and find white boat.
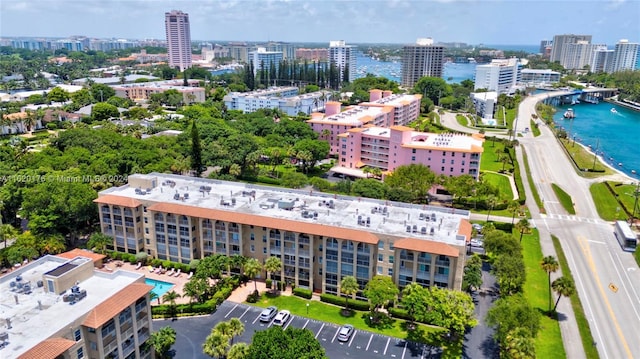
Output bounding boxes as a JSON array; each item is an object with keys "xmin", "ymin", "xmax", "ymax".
[
  {"xmin": 563, "ymin": 108, "xmax": 575, "ymax": 119},
  {"xmin": 611, "ymin": 108, "xmax": 618, "ymax": 114}
]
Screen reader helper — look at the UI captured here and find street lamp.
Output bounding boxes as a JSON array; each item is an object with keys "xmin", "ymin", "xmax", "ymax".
[{"xmin": 306, "ymin": 302, "xmax": 310, "ymax": 315}]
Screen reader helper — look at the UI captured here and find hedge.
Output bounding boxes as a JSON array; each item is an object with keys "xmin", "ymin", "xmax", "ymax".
[
  {"xmin": 152, "ymin": 302, "xmax": 216, "ymax": 316},
  {"xmin": 293, "ymin": 287, "xmax": 313, "ymax": 299},
  {"xmin": 320, "ymin": 293, "xmax": 370, "ymax": 311}
]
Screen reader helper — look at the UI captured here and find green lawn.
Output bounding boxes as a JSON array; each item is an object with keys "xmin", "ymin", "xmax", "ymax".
[
  {"xmin": 522, "ymin": 148, "xmax": 545, "ymax": 214},
  {"xmin": 552, "ymin": 183, "xmax": 576, "ymax": 215},
  {"xmin": 559, "ymin": 138, "xmax": 613, "ymax": 177},
  {"xmin": 551, "ymin": 236, "xmax": 600, "ymax": 359},
  {"xmin": 480, "ymin": 141, "xmax": 514, "ymax": 173},
  {"xmin": 530, "ymin": 120, "xmax": 541, "ymax": 137},
  {"xmin": 590, "ymin": 182, "xmax": 628, "ymax": 221},
  {"xmin": 456, "ymin": 114, "xmax": 469, "ymax": 127},
  {"xmin": 518, "ymin": 229, "xmax": 566, "ymax": 358},
  {"xmin": 610, "ymin": 182, "xmax": 640, "ymax": 215},
  {"xmin": 249, "ymin": 294, "xmax": 444, "ymax": 340},
  {"xmin": 482, "ymin": 172, "xmax": 514, "ymax": 201}
]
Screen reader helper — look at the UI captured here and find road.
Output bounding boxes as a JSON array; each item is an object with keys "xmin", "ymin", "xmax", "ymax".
[
  {"xmin": 515, "ymin": 93, "xmax": 640, "ymax": 359},
  {"xmin": 155, "ymin": 301, "xmax": 435, "ymax": 359}
]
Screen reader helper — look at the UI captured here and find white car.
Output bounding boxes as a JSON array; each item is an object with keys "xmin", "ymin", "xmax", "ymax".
[
  {"xmin": 259, "ymin": 306, "xmax": 278, "ymax": 322},
  {"xmin": 273, "ymin": 310, "xmax": 291, "ymax": 326},
  {"xmin": 337, "ymin": 324, "xmax": 355, "ymax": 342},
  {"xmin": 470, "ymin": 239, "xmax": 484, "ymax": 247}
]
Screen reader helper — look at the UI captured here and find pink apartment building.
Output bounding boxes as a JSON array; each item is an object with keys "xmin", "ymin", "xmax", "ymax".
[
  {"xmin": 338, "ymin": 125, "xmax": 484, "ymax": 179},
  {"xmin": 307, "ymin": 90, "xmax": 422, "ymax": 155}
]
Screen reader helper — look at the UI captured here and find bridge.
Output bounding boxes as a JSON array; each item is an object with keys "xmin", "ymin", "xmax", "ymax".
[{"xmin": 538, "ymin": 87, "xmax": 618, "ymax": 105}]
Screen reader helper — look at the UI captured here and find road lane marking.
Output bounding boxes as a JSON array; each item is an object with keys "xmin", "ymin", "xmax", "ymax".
[
  {"xmin": 383, "ymin": 337, "xmax": 390, "ymax": 355},
  {"xmin": 348, "ymin": 331, "xmax": 357, "ymax": 347},
  {"xmin": 579, "ymin": 235, "xmax": 633, "ymax": 358},
  {"xmin": 224, "ymin": 303, "xmax": 238, "ymax": 318},
  {"xmin": 588, "ymin": 240, "xmax": 606, "ymax": 244},
  {"xmin": 609, "ymin": 252, "xmax": 640, "ymax": 322},
  {"xmin": 315, "ymin": 323, "xmax": 324, "ymax": 339},
  {"xmin": 252, "ymin": 313, "xmax": 261, "ymax": 324},
  {"xmin": 401, "ymin": 341, "xmax": 407, "ymax": 359},
  {"xmin": 239, "ymin": 306, "xmax": 250, "ymax": 319},
  {"xmin": 331, "ymin": 327, "xmax": 340, "ymax": 343},
  {"xmin": 366, "ymin": 334, "xmax": 374, "ymax": 351}
]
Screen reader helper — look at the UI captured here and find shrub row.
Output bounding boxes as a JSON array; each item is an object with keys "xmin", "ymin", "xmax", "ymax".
[
  {"xmin": 320, "ymin": 293, "xmax": 370, "ymax": 311},
  {"xmin": 152, "ymin": 302, "xmax": 216, "ymax": 316},
  {"xmin": 293, "ymin": 287, "xmax": 313, "ymax": 299}
]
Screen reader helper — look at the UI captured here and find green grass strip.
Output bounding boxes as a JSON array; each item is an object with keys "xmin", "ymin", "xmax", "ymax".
[
  {"xmin": 589, "ymin": 182, "xmax": 628, "ymax": 221},
  {"xmin": 530, "ymin": 119, "xmax": 541, "ymax": 137},
  {"xmin": 522, "ymin": 148, "xmax": 545, "ymax": 213},
  {"xmin": 519, "ymin": 229, "xmax": 566, "ymax": 358},
  {"xmin": 551, "ymin": 235, "xmax": 600, "ymax": 359},
  {"xmin": 552, "ymin": 183, "xmax": 576, "ymax": 215}
]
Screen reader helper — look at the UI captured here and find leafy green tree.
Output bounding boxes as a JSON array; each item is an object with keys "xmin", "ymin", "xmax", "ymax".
[
  {"xmin": 515, "ymin": 218, "xmax": 532, "ymax": 242},
  {"xmin": 70, "ymin": 88, "xmax": 94, "ymax": 107},
  {"xmin": 541, "ymin": 256, "xmax": 559, "ymax": 312},
  {"xmin": 493, "ymin": 254, "xmax": 525, "ymax": 296},
  {"xmin": 291, "ymin": 139, "xmax": 329, "ymax": 173},
  {"xmin": 264, "ymin": 256, "xmax": 282, "ymax": 288},
  {"xmin": 551, "ymin": 276, "xmax": 575, "ymax": 312},
  {"xmin": 462, "ymin": 254, "xmax": 483, "ymax": 291},
  {"xmin": 203, "ymin": 331, "xmax": 229, "ymax": 358},
  {"xmin": 400, "ymin": 283, "xmax": 429, "ymax": 326},
  {"xmin": 147, "ymin": 326, "xmax": 177, "ymax": 359},
  {"xmin": 363, "ymin": 275, "xmax": 399, "ymax": 312},
  {"xmin": 351, "ymin": 178, "xmax": 388, "ymax": 199},
  {"xmin": 486, "ymin": 293, "xmax": 541, "ymax": 346},
  {"xmin": 504, "ymin": 327, "xmax": 536, "ymax": 359},
  {"xmin": 424, "ymin": 287, "xmax": 477, "ymax": 340},
  {"xmin": 190, "ymin": 120, "xmax": 203, "ymax": 177},
  {"xmin": 91, "ymin": 102, "xmax": 119, "ymax": 121},
  {"xmin": 244, "ymin": 257, "xmax": 263, "ymax": 293},
  {"xmin": 281, "ymin": 172, "xmax": 308, "ymax": 189},
  {"xmin": 89, "ymin": 83, "xmax": 115, "ymax": 102},
  {"xmin": 47, "ymin": 87, "xmax": 70, "ymax": 103},
  {"xmin": 444, "ymin": 174, "xmax": 476, "ymax": 204},
  {"xmin": 483, "ymin": 230, "xmax": 521, "ymax": 258},
  {"xmin": 384, "ymin": 164, "xmax": 436, "ymax": 203},
  {"xmin": 246, "ymin": 326, "xmax": 327, "ymax": 359},
  {"xmin": 340, "ymin": 275, "xmax": 359, "ymax": 310},
  {"xmin": 87, "ymin": 233, "xmax": 112, "ymax": 254},
  {"xmin": 183, "ymin": 276, "xmax": 210, "ymax": 303},
  {"xmin": 228, "ymin": 343, "xmax": 250, "ymax": 359},
  {"xmin": 196, "ymin": 254, "xmax": 229, "ymax": 280},
  {"xmin": 0, "ymin": 224, "xmax": 19, "ymax": 250},
  {"xmin": 413, "ymin": 77, "xmax": 452, "ymax": 105}
]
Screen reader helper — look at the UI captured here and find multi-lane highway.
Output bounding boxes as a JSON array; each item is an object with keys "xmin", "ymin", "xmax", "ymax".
[{"xmin": 516, "ymin": 93, "xmax": 640, "ymax": 359}]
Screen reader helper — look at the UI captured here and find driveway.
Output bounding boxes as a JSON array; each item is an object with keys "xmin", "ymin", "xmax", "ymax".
[{"xmin": 155, "ymin": 301, "xmax": 437, "ymax": 359}]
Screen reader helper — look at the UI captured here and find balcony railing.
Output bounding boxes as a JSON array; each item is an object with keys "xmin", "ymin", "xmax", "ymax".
[{"xmin": 400, "ymin": 267, "xmax": 414, "ymax": 276}]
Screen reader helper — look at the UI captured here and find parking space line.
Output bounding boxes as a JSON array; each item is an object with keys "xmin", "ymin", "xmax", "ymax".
[
  {"xmin": 239, "ymin": 306, "xmax": 250, "ymax": 320},
  {"xmin": 283, "ymin": 316, "xmax": 293, "ymax": 330},
  {"xmin": 348, "ymin": 331, "xmax": 357, "ymax": 347},
  {"xmin": 315, "ymin": 323, "xmax": 325, "ymax": 339},
  {"xmin": 302, "ymin": 319, "xmax": 309, "ymax": 329},
  {"xmin": 331, "ymin": 327, "xmax": 340, "ymax": 343},
  {"xmin": 383, "ymin": 337, "xmax": 390, "ymax": 355},
  {"xmin": 224, "ymin": 304, "xmax": 238, "ymax": 318},
  {"xmin": 252, "ymin": 312, "xmax": 261, "ymax": 324},
  {"xmin": 401, "ymin": 341, "xmax": 407, "ymax": 359},
  {"xmin": 366, "ymin": 334, "xmax": 374, "ymax": 351}
]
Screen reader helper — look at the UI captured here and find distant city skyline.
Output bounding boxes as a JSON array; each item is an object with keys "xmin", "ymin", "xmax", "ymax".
[{"xmin": 1, "ymin": 0, "xmax": 639, "ymax": 45}]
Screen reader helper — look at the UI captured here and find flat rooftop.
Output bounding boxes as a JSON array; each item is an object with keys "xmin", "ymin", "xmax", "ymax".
[
  {"xmin": 0, "ymin": 256, "xmax": 143, "ymax": 359},
  {"xmin": 361, "ymin": 126, "xmax": 484, "ymax": 152},
  {"xmin": 364, "ymin": 93, "xmax": 419, "ymax": 106},
  {"xmin": 100, "ymin": 173, "xmax": 470, "ymax": 246},
  {"xmin": 310, "ymin": 105, "xmax": 387, "ymax": 125}
]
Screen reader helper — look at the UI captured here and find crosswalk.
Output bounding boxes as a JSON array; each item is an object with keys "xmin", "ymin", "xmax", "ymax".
[{"xmin": 542, "ymin": 213, "xmax": 602, "ymax": 224}]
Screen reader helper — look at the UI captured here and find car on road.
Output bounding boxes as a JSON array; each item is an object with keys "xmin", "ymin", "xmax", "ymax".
[
  {"xmin": 259, "ymin": 306, "xmax": 278, "ymax": 322},
  {"xmin": 273, "ymin": 310, "xmax": 291, "ymax": 326},
  {"xmin": 337, "ymin": 324, "xmax": 355, "ymax": 342},
  {"xmin": 472, "ymin": 223, "xmax": 483, "ymax": 232}
]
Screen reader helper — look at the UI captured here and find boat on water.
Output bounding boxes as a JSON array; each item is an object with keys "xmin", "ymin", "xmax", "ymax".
[
  {"xmin": 563, "ymin": 108, "xmax": 575, "ymax": 119},
  {"xmin": 611, "ymin": 108, "xmax": 618, "ymax": 114}
]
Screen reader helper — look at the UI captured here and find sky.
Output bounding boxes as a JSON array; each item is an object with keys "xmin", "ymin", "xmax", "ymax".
[{"xmin": 0, "ymin": 0, "xmax": 638, "ymax": 45}]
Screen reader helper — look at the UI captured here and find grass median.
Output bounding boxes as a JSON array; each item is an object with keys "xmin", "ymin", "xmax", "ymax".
[{"xmin": 552, "ymin": 183, "xmax": 576, "ymax": 215}]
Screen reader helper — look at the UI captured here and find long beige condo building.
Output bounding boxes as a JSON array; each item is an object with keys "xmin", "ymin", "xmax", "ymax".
[
  {"xmin": 1, "ymin": 252, "xmax": 153, "ymax": 359},
  {"xmin": 95, "ymin": 174, "xmax": 473, "ymax": 297}
]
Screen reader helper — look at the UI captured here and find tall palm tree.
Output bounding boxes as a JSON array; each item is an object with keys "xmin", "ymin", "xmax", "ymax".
[
  {"xmin": 541, "ymin": 256, "xmax": 559, "ymax": 312},
  {"xmin": 163, "ymin": 290, "xmax": 181, "ymax": 317},
  {"xmin": 227, "ymin": 343, "xmax": 249, "ymax": 359},
  {"xmin": 244, "ymin": 258, "xmax": 262, "ymax": 294},
  {"xmin": 485, "ymin": 195, "xmax": 497, "ymax": 222},
  {"xmin": 516, "ymin": 218, "xmax": 532, "ymax": 242},
  {"xmin": 340, "ymin": 276, "xmax": 359, "ymax": 311},
  {"xmin": 147, "ymin": 326, "xmax": 176, "ymax": 359},
  {"xmin": 203, "ymin": 331, "xmax": 229, "ymax": 359},
  {"xmin": 551, "ymin": 276, "xmax": 576, "ymax": 312},
  {"xmin": 228, "ymin": 318, "xmax": 244, "ymax": 345},
  {"xmin": 264, "ymin": 256, "xmax": 282, "ymax": 290},
  {"xmin": 87, "ymin": 233, "xmax": 113, "ymax": 255},
  {"xmin": 507, "ymin": 200, "xmax": 520, "ymax": 225}
]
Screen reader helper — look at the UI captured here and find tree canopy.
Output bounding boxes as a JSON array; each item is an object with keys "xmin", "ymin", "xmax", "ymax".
[{"xmin": 246, "ymin": 326, "xmax": 327, "ymax": 359}]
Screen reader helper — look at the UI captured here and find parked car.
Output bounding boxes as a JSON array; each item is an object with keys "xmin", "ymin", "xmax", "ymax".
[
  {"xmin": 337, "ymin": 324, "xmax": 355, "ymax": 342},
  {"xmin": 259, "ymin": 306, "xmax": 278, "ymax": 322},
  {"xmin": 470, "ymin": 239, "xmax": 484, "ymax": 247},
  {"xmin": 273, "ymin": 310, "xmax": 291, "ymax": 326}
]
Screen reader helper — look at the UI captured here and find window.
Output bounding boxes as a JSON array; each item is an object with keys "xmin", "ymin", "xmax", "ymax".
[
  {"xmin": 250, "ymin": 233, "xmax": 255, "ymax": 241},
  {"xmin": 411, "ymin": 156, "xmax": 416, "ymax": 161},
  {"xmin": 250, "ymin": 245, "xmax": 255, "ymax": 252},
  {"xmin": 89, "ymin": 341, "xmax": 97, "ymax": 350},
  {"xmin": 389, "ymin": 241, "xmax": 394, "ymax": 249},
  {"xmin": 378, "ymin": 254, "xmax": 383, "ymax": 262},
  {"xmin": 450, "ymin": 159, "xmax": 454, "ymax": 165},
  {"xmin": 378, "ymin": 240, "xmax": 384, "ymax": 250},
  {"xmin": 441, "ymin": 158, "xmax": 445, "ymax": 164},
  {"xmin": 77, "ymin": 347, "xmax": 84, "ymax": 359},
  {"xmin": 74, "ymin": 329, "xmax": 81, "ymax": 341},
  {"xmin": 412, "ymin": 149, "xmax": 416, "ymax": 154},
  {"xmin": 263, "ymin": 247, "xmax": 267, "ymax": 254},
  {"xmin": 388, "ymin": 268, "xmax": 393, "ymax": 276},
  {"xmin": 389, "ymin": 255, "xmax": 394, "ymax": 264},
  {"xmin": 377, "ymin": 266, "xmax": 383, "ymax": 275},
  {"xmin": 442, "ymin": 151, "xmax": 446, "ymax": 156}
]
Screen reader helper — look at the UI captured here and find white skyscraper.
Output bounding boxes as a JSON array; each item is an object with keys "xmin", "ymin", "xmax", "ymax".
[
  {"xmin": 610, "ymin": 39, "xmax": 639, "ymax": 73},
  {"xmin": 329, "ymin": 40, "xmax": 356, "ymax": 83},
  {"xmin": 165, "ymin": 10, "xmax": 192, "ymax": 72},
  {"xmin": 473, "ymin": 58, "xmax": 521, "ymax": 95},
  {"xmin": 563, "ymin": 41, "xmax": 607, "ymax": 70},
  {"xmin": 550, "ymin": 34, "xmax": 592, "ymax": 64}
]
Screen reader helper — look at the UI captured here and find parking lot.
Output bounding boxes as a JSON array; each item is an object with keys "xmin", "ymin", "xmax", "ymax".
[{"xmin": 155, "ymin": 301, "xmax": 433, "ymax": 359}]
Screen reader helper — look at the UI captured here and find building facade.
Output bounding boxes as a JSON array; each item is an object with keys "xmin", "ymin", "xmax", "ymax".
[
  {"xmin": 249, "ymin": 48, "xmax": 284, "ymax": 75},
  {"xmin": 260, "ymin": 41, "xmax": 296, "ymax": 60},
  {"xmin": 470, "ymin": 91, "xmax": 498, "ymax": 120},
  {"xmin": 295, "ymin": 48, "xmax": 329, "ymax": 62},
  {"xmin": 519, "ymin": 69, "xmax": 561, "ymax": 86},
  {"xmin": 610, "ymin": 39, "xmax": 639, "ymax": 73},
  {"xmin": 474, "ymin": 58, "xmax": 521, "ymax": 95},
  {"xmin": 338, "ymin": 126, "xmax": 483, "ymax": 179},
  {"xmin": 165, "ymin": 10, "xmax": 192, "ymax": 72},
  {"xmin": 112, "ymin": 79, "xmax": 205, "ymax": 104},
  {"xmin": 223, "ymin": 86, "xmax": 332, "ymax": 115},
  {"xmin": 329, "ymin": 40, "xmax": 356, "ymax": 83},
  {"xmin": 401, "ymin": 38, "xmax": 445, "ymax": 88},
  {"xmin": 550, "ymin": 34, "xmax": 592, "ymax": 64},
  {"xmin": 2, "ymin": 254, "xmax": 153, "ymax": 359},
  {"xmin": 95, "ymin": 174, "xmax": 473, "ymax": 296},
  {"xmin": 562, "ymin": 41, "xmax": 606, "ymax": 70}
]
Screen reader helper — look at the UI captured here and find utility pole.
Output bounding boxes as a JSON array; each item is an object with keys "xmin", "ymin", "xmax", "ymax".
[
  {"xmin": 591, "ymin": 138, "xmax": 599, "ymax": 171},
  {"xmin": 631, "ymin": 182, "xmax": 640, "ymax": 226}
]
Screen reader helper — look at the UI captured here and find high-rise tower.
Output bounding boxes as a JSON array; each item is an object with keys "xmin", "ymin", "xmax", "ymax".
[
  {"xmin": 549, "ymin": 34, "xmax": 592, "ymax": 64},
  {"xmin": 401, "ymin": 38, "xmax": 445, "ymax": 88},
  {"xmin": 329, "ymin": 40, "xmax": 356, "ymax": 84},
  {"xmin": 165, "ymin": 10, "xmax": 192, "ymax": 72}
]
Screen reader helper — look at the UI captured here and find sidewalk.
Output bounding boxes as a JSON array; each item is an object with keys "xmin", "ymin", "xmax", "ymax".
[{"xmin": 226, "ymin": 280, "xmax": 294, "ymax": 303}]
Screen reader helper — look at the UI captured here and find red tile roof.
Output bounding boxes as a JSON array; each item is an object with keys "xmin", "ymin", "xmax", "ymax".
[
  {"xmin": 83, "ymin": 283, "xmax": 152, "ymax": 328},
  {"xmin": 56, "ymin": 248, "xmax": 106, "ymax": 263},
  {"xmin": 147, "ymin": 202, "xmax": 380, "ymax": 245},
  {"xmin": 394, "ymin": 238, "xmax": 460, "ymax": 257},
  {"xmin": 458, "ymin": 219, "xmax": 472, "ymax": 243},
  {"xmin": 94, "ymin": 195, "xmax": 142, "ymax": 208},
  {"xmin": 18, "ymin": 338, "xmax": 76, "ymax": 359}
]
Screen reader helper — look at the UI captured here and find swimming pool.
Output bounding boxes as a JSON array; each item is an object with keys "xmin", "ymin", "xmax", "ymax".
[{"xmin": 145, "ymin": 278, "xmax": 175, "ymax": 299}]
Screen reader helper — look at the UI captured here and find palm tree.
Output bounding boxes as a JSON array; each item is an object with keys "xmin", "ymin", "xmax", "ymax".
[
  {"xmin": 228, "ymin": 318, "xmax": 244, "ymax": 345},
  {"xmin": 38, "ymin": 234, "xmax": 66, "ymax": 255},
  {"xmin": 264, "ymin": 256, "xmax": 282, "ymax": 291},
  {"xmin": 340, "ymin": 276, "xmax": 359, "ymax": 311},
  {"xmin": 244, "ymin": 258, "xmax": 262, "ymax": 294},
  {"xmin": 203, "ymin": 331, "xmax": 229, "ymax": 359},
  {"xmin": 507, "ymin": 200, "xmax": 520, "ymax": 225},
  {"xmin": 486, "ymin": 195, "xmax": 497, "ymax": 222},
  {"xmin": 229, "ymin": 254, "xmax": 247, "ymax": 276},
  {"xmin": 515, "ymin": 218, "xmax": 532, "ymax": 242},
  {"xmin": 551, "ymin": 276, "xmax": 576, "ymax": 312},
  {"xmin": 150, "ymin": 291, "xmax": 160, "ymax": 305},
  {"xmin": 213, "ymin": 321, "xmax": 233, "ymax": 339},
  {"xmin": 227, "ymin": 343, "xmax": 249, "ymax": 359},
  {"xmin": 147, "ymin": 326, "xmax": 176, "ymax": 359},
  {"xmin": 504, "ymin": 327, "xmax": 535, "ymax": 359},
  {"xmin": 540, "ymin": 256, "xmax": 559, "ymax": 312},
  {"xmin": 87, "ymin": 233, "xmax": 113, "ymax": 255},
  {"xmin": 163, "ymin": 290, "xmax": 181, "ymax": 317}
]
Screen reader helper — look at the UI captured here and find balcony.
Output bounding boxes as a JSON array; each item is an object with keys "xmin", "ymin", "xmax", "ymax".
[
  {"xmin": 270, "ymin": 247, "xmax": 282, "ymax": 255},
  {"xmin": 138, "ymin": 328, "xmax": 150, "ymax": 343},
  {"xmin": 436, "ymin": 260, "xmax": 450, "ymax": 267},
  {"xmin": 400, "ymin": 267, "xmax": 414, "ymax": 276},
  {"xmin": 104, "ymin": 340, "xmax": 118, "ymax": 357},
  {"xmin": 298, "ymin": 249, "xmax": 310, "ymax": 257},
  {"xmin": 434, "ymin": 274, "xmax": 449, "ymax": 283}
]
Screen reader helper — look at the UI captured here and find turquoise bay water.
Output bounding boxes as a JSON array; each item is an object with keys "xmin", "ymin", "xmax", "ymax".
[
  {"xmin": 553, "ymin": 101, "xmax": 640, "ymax": 180},
  {"xmin": 145, "ymin": 278, "xmax": 174, "ymax": 298}
]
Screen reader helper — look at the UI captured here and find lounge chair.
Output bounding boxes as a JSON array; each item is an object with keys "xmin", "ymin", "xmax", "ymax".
[
  {"xmin": 105, "ymin": 265, "xmax": 113, "ymax": 272},
  {"xmin": 167, "ymin": 268, "xmax": 175, "ymax": 276},
  {"xmin": 160, "ymin": 267, "xmax": 167, "ymax": 274},
  {"xmin": 154, "ymin": 266, "xmax": 162, "ymax": 274},
  {"xmin": 135, "ymin": 262, "xmax": 142, "ymax": 270},
  {"xmin": 173, "ymin": 268, "xmax": 181, "ymax": 277},
  {"xmin": 148, "ymin": 266, "xmax": 154, "ymax": 272},
  {"xmin": 187, "ymin": 271, "xmax": 193, "ymax": 279}
]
